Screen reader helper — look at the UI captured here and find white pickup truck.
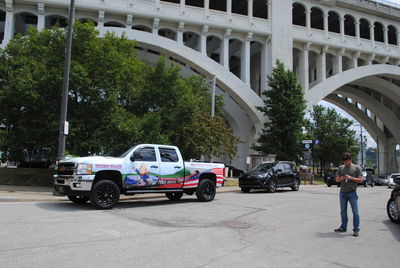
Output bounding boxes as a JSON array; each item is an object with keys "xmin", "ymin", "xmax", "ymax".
[{"xmin": 53, "ymin": 144, "xmax": 225, "ymax": 209}]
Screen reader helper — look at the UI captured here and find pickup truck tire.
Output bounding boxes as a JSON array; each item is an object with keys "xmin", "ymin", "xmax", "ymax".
[
  {"xmin": 90, "ymin": 180, "xmax": 120, "ymax": 210},
  {"xmin": 68, "ymin": 195, "xmax": 89, "ymax": 204},
  {"xmin": 196, "ymin": 179, "xmax": 216, "ymax": 202},
  {"xmin": 165, "ymin": 192, "xmax": 183, "ymax": 201},
  {"xmin": 241, "ymin": 187, "xmax": 250, "ymax": 193}
]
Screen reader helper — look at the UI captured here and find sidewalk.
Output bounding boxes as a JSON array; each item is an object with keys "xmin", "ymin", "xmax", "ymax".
[{"xmin": 0, "ymin": 185, "xmax": 241, "ymax": 202}]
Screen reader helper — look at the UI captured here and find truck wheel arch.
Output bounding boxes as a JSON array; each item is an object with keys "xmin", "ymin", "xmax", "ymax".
[
  {"xmin": 199, "ymin": 172, "xmax": 217, "ymax": 185},
  {"xmin": 92, "ymin": 170, "xmax": 123, "ymax": 191}
]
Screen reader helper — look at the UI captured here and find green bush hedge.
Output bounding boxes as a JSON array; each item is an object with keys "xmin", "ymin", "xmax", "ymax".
[{"xmin": 0, "ymin": 168, "xmax": 55, "ymax": 187}]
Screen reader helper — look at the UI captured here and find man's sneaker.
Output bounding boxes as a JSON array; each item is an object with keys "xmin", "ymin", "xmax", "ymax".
[
  {"xmin": 353, "ymin": 231, "xmax": 359, "ymax": 237},
  {"xmin": 334, "ymin": 227, "xmax": 347, "ymax": 232}
]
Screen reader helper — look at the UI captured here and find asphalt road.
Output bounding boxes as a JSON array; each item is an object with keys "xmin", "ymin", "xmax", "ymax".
[{"xmin": 0, "ymin": 185, "xmax": 398, "ymax": 268}]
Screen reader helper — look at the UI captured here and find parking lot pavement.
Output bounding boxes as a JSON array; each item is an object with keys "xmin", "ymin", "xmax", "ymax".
[{"xmin": 0, "ymin": 185, "xmax": 398, "ymax": 268}]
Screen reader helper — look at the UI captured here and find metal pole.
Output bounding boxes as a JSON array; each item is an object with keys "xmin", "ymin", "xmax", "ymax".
[
  {"xmin": 57, "ymin": 0, "xmax": 76, "ymax": 161},
  {"xmin": 211, "ymin": 74, "xmax": 216, "ymax": 118},
  {"xmin": 360, "ymin": 125, "xmax": 363, "ymax": 167},
  {"xmin": 377, "ymin": 136, "xmax": 380, "ymax": 174}
]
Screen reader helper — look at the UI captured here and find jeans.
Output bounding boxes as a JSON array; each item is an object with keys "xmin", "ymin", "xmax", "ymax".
[{"xmin": 339, "ymin": 191, "xmax": 360, "ymax": 231}]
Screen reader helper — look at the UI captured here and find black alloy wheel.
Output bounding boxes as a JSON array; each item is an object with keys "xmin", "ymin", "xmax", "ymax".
[
  {"xmin": 166, "ymin": 192, "xmax": 184, "ymax": 201},
  {"xmin": 291, "ymin": 179, "xmax": 300, "ymax": 191},
  {"xmin": 90, "ymin": 180, "xmax": 120, "ymax": 209},
  {"xmin": 68, "ymin": 195, "xmax": 89, "ymax": 204},
  {"xmin": 266, "ymin": 179, "xmax": 277, "ymax": 193},
  {"xmin": 196, "ymin": 179, "xmax": 216, "ymax": 202},
  {"xmin": 387, "ymin": 198, "xmax": 400, "ymax": 224}
]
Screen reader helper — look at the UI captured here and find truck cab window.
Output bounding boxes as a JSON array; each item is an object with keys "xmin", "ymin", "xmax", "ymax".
[
  {"xmin": 159, "ymin": 148, "xmax": 179, "ymax": 162},
  {"xmin": 134, "ymin": 147, "xmax": 156, "ymax": 162}
]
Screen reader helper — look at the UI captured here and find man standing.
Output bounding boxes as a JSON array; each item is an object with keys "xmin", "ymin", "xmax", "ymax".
[{"xmin": 335, "ymin": 152, "xmax": 363, "ymax": 237}]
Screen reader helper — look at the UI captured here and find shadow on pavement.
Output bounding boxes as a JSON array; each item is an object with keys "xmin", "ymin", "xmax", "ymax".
[
  {"xmin": 234, "ymin": 189, "xmax": 294, "ymax": 194},
  {"xmin": 315, "ymin": 232, "xmax": 350, "ymax": 239},
  {"xmin": 382, "ymin": 219, "xmax": 400, "ymax": 241},
  {"xmin": 35, "ymin": 197, "xmax": 202, "ymax": 212}
]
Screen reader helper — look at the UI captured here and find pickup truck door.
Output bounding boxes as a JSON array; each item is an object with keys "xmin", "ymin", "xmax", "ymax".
[
  {"xmin": 158, "ymin": 147, "xmax": 185, "ymax": 188},
  {"xmin": 125, "ymin": 146, "xmax": 160, "ymax": 188}
]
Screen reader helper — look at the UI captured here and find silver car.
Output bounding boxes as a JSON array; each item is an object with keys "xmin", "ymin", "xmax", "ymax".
[{"xmin": 388, "ymin": 173, "xmax": 400, "ymax": 189}]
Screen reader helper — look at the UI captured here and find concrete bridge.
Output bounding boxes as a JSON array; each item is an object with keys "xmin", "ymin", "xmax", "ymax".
[{"xmin": 1, "ymin": 0, "xmax": 399, "ymax": 173}]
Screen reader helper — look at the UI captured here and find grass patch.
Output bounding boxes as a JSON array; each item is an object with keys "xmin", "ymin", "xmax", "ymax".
[
  {"xmin": 224, "ymin": 178, "xmax": 238, "ymax": 187},
  {"xmin": 0, "ymin": 168, "xmax": 55, "ymax": 187}
]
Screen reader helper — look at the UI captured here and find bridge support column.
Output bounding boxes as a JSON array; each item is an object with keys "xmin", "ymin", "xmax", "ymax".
[
  {"xmin": 222, "ymin": 29, "xmax": 231, "ymax": 70},
  {"xmin": 317, "ymin": 47, "xmax": 327, "ymax": 82},
  {"xmin": 242, "ymin": 32, "xmax": 252, "ymax": 86},
  {"xmin": 37, "ymin": 3, "xmax": 45, "ymax": 30},
  {"xmin": 371, "ymin": 24, "xmax": 375, "ymax": 49},
  {"xmin": 248, "ymin": 0, "xmax": 253, "ymax": 24},
  {"xmin": 200, "ymin": 25, "xmax": 208, "ymax": 56},
  {"xmin": 270, "ymin": 0, "xmax": 293, "ymax": 69},
  {"xmin": 340, "ymin": 16, "xmax": 345, "ymax": 41},
  {"xmin": 177, "ymin": 21, "xmax": 184, "ymax": 44},
  {"xmin": 299, "ymin": 43, "xmax": 310, "ymax": 92},
  {"xmin": 306, "ymin": 9, "xmax": 311, "ymax": 36},
  {"xmin": 356, "ymin": 21, "xmax": 360, "ymax": 46},
  {"xmin": 98, "ymin": 11, "xmax": 105, "ymax": 28},
  {"xmin": 260, "ymin": 37, "xmax": 270, "ymax": 93},
  {"xmin": 3, "ymin": 0, "xmax": 14, "ymax": 44},
  {"xmin": 377, "ymin": 137, "xmax": 399, "ymax": 174}
]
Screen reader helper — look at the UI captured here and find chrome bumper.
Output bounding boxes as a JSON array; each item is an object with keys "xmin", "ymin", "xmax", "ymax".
[{"xmin": 53, "ymin": 174, "xmax": 95, "ymax": 194}]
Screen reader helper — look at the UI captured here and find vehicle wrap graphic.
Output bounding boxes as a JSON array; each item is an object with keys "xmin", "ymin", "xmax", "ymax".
[{"xmin": 122, "ymin": 164, "xmax": 224, "ymax": 188}]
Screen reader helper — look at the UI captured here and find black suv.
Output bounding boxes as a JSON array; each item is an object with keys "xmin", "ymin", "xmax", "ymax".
[
  {"xmin": 239, "ymin": 161, "xmax": 300, "ymax": 193},
  {"xmin": 387, "ymin": 176, "xmax": 400, "ymax": 224}
]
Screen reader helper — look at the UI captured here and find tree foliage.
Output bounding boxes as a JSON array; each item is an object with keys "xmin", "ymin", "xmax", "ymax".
[
  {"xmin": 0, "ymin": 22, "xmax": 238, "ymax": 161},
  {"xmin": 254, "ymin": 61, "xmax": 306, "ymax": 162},
  {"xmin": 305, "ymin": 105, "xmax": 359, "ymax": 168}
]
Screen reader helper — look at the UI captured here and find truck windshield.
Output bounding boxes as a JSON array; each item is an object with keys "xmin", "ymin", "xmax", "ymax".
[
  {"xmin": 250, "ymin": 163, "xmax": 274, "ymax": 172},
  {"xmin": 104, "ymin": 146, "xmax": 136, "ymax": 158}
]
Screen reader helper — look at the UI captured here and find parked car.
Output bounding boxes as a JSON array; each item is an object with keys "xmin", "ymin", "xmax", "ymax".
[
  {"xmin": 386, "ymin": 176, "xmax": 400, "ymax": 224},
  {"xmin": 388, "ymin": 173, "xmax": 400, "ymax": 189},
  {"xmin": 326, "ymin": 169, "xmax": 340, "ymax": 187},
  {"xmin": 365, "ymin": 171, "xmax": 374, "ymax": 187},
  {"xmin": 373, "ymin": 174, "xmax": 389, "ymax": 186},
  {"xmin": 238, "ymin": 161, "xmax": 300, "ymax": 193}
]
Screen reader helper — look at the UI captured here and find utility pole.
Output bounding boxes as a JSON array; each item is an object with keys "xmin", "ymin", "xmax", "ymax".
[
  {"xmin": 360, "ymin": 124, "xmax": 364, "ymax": 167},
  {"xmin": 57, "ymin": 0, "xmax": 76, "ymax": 161},
  {"xmin": 211, "ymin": 74, "xmax": 216, "ymax": 118}
]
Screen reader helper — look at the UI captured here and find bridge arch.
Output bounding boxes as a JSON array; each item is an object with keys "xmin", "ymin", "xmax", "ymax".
[{"xmin": 305, "ymin": 64, "xmax": 400, "ymax": 108}]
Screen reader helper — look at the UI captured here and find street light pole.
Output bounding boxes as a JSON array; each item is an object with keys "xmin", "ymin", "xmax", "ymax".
[{"xmin": 57, "ymin": 0, "xmax": 76, "ymax": 161}]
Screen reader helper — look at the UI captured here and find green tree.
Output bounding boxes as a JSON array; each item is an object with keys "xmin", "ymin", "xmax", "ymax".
[
  {"xmin": 0, "ymin": 23, "xmax": 238, "ymax": 161},
  {"xmin": 306, "ymin": 105, "xmax": 359, "ymax": 170},
  {"xmin": 254, "ymin": 61, "xmax": 306, "ymax": 162}
]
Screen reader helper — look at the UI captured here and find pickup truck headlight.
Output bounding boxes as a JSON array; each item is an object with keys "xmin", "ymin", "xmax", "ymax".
[{"xmin": 76, "ymin": 163, "xmax": 92, "ymax": 175}]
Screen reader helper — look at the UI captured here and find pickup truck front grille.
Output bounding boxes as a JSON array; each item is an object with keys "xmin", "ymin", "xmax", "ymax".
[{"xmin": 57, "ymin": 163, "xmax": 75, "ymax": 176}]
